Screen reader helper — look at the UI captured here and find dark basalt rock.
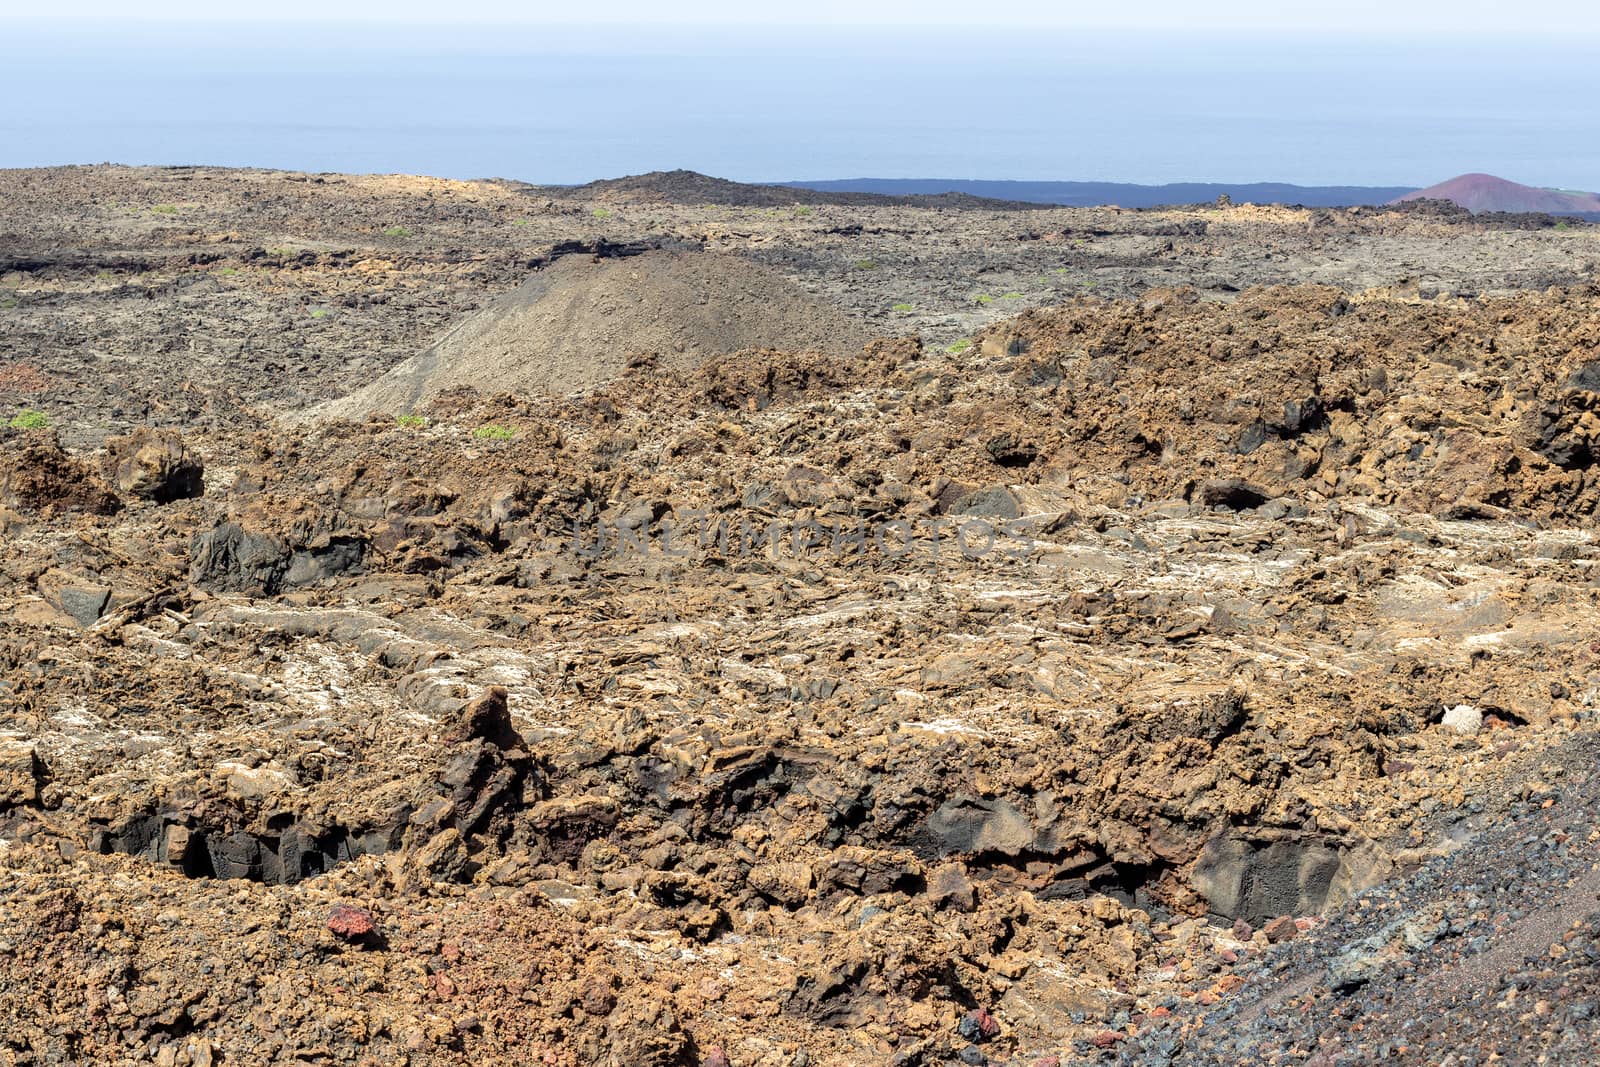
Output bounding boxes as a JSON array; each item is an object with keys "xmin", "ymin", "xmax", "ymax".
[
  {"xmin": 189, "ymin": 523, "xmax": 367, "ymax": 594},
  {"xmin": 87, "ymin": 808, "xmax": 410, "ymax": 884},
  {"xmin": 1191, "ymin": 831, "xmax": 1391, "ymax": 924},
  {"xmin": 926, "ymin": 796, "xmax": 1035, "ymax": 857},
  {"xmin": 188, "ymin": 523, "xmax": 291, "ymax": 594}
]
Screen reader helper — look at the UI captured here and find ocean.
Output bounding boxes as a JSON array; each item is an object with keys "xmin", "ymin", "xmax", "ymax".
[{"xmin": 4, "ymin": 20, "xmax": 1599, "ymax": 190}]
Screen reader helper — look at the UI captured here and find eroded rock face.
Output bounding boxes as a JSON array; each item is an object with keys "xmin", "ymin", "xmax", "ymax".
[
  {"xmin": 86, "ymin": 686, "xmax": 536, "ymax": 886},
  {"xmin": 104, "ymin": 427, "xmax": 204, "ymax": 502},
  {"xmin": 927, "ymin": 797, "xmax": 1037, "ymax": 857},
  {"xmin": 435, "ymin": 686, "xmax": 537, "ymax": 845},
  {"xmin": 87, "ymin": 805, "xmax": 405, "ymax": 883},
  {"xmin": 188, "ymin": 523, "xmax": 366, "ymax": 594},
  {"xmin": 188, "ymin": 522, "xmax": 291, "ymax": 593},
  {"xmin": 0, "ymin": 430, "xmax": 120, "ymax": 516},
  {"xmin": 0, "ymin": 742, "xmax": 47, "ymax": 809}
]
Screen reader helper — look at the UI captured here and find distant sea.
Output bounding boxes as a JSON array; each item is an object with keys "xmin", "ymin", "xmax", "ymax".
[{"xmin": 4, "ymin": 21, "xmax": 1600, "ymax": 191}]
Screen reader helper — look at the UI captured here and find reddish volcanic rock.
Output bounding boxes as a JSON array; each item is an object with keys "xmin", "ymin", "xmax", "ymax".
[{"xmin": 327, "ymin": 904, "xmax": 377, "ymax": 941}]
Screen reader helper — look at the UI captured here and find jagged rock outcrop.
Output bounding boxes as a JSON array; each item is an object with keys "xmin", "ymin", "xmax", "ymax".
[{"xmin": 103, "ymin": 427, "xmax": 204, "ymax": 502}]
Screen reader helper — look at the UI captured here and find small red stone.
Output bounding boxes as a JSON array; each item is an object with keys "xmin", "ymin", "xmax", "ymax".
[
  {"xmin": 1032, "ymin": 1056, "xmax": 1062, "ymax": 1067},
  {"xmin": 1262, "ymin": 916, "xmax": 1299, "ymax": 943},
  {"xmin": 702, "ymin": 1048, "xmax": 731, "ymax": 1067},
  {"xmin": 975, "ymin": 1007, "xmax": 1001, "ymax": 1039},
  {"xmin": 1091, "ymin": 1031, "xmax": 1125, "ymax": 1049},
  {"xmin": 327, "ymin": 904, "xmax": 375, "ymax": 941}
]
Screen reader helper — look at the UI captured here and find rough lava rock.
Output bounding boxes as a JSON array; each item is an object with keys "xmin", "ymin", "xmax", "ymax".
[
  {"xmin": 104, "ymin": 427, "xmax": 205, "ymax": 502},
  {"xmin": 326, "ymin": 903, "xmax": 377, "ymax": 942}
]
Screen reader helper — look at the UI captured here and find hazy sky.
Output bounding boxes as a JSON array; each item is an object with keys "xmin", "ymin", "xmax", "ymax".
[
  {"xmin": 7, "ymin": 2, "xmax": 1600, "ymax": 185},
  {"xmin": 17, "ymin": 0, "xmax": 1600, "ymax": 31}
]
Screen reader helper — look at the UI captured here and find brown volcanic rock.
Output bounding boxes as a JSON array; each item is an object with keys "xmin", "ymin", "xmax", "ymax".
[
  {"xmin": 977, "ymin": 284, "xmax": 1600, "ymax": 519},
  {"xmin": 6, "ymin": 164, "xmax": 1600, "ymax": 1066},
  {"xmin": 0, "ymin": 429, "xmax": 120, "ymax": 516},
  {"xmin": 6, "ymin": 163, "xmax": 1599, "ymax": 451},
  {"xmin": 103, "ymin": 427, "xmax": 204, "ymax": 503},
  {"xmin": 6, "ymin": 307, "xmax": 1600, "ymax": 1060}
]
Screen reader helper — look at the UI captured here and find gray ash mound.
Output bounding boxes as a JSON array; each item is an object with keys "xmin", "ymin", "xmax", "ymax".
[{"xmin": 322, "ymin": 245, "xmax": 875, "ymax": 417}]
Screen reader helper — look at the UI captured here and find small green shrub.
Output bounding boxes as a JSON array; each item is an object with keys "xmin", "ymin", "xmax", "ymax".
[
  {"xmin": 1555, "ymin": 220, "xmax": 1571, "ymax": 230},
  {"xmin": 946, "ymin": 338, "xmax": 972, "ymax": 354},
  {"xmin": 592, "ymin": 208, "xmax": 613, "ymax": 220},
  {"xmin": 1, "ymin": 297, "xmax": 17, "ymax": 310},
  {"xmin": 309, "ymin": 307, "xmax": 331, "ymax": 319},
  {"xmin": 974, "ymin": 293, "xmax": 994, "ymax": 305},
  {"xmin": 150, "ymin": 204, "xmax": 179, "ymax": 215},
  {"xmin": 792, "ymin": 205, "xmax": 814, "ymax": 217},
  {"xmin": 511, "ymin": 218, "xmax": 531, "ymax": 227},
  {"xmin": 218, "ymin": 266, "xmax": 239, "ymax": 276},
  {"xmin": 383, "ymin": 225, "xmax": 412, "ymax": 238},
  {"xmin": 396, "ymin": 414, "xmax": 427, "ymax": 428},
  {"xmin": 473, "ymin": 424, "xmax": 515, "ymax": 441},
  {"xmin": 892, "ymin": 302, "xmax": 915, "ymax": 313},
  {"xmin": 852, "ymin": 259, "xmax": 878, "ymax": 270},
  {"xmin": 1000, "ymin": 292, "xmax": 1024, "ymax": 300},
  {"xmin": 8, "ymin": 409, "xmax": 48, "ymax": 430}
]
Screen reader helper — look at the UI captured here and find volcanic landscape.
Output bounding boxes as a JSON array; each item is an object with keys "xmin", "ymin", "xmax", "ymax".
[{"xmin": 2, "ymin": 164, "xmax": 1600, "ymax": 1066}]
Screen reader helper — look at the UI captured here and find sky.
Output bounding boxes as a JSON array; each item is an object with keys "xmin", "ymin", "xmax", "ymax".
[
  {"xmin": 6, "ymin": 2, "xmax": 1599, "ymax": 187},
  {"xmin": 15, "ymin": 0, "xmax": 1600, "ymax": 31}
]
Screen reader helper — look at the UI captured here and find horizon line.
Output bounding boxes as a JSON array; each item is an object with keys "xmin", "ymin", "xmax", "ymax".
[
  {"xmin": 13, "ymin": 162, "xmax": 1577, "ymax": 194},
  {"xmin": 6, "ymin": 16, "xmax": 1600, "ymax": 36}
]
